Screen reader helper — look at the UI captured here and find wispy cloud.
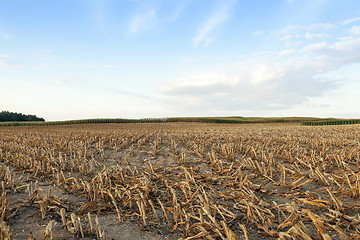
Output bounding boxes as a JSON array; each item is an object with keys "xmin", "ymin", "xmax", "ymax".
[
  {"xmin": 0, "ymin": 31, "xmax": 13, "ymax": 40},
  {"xmin": 0, "ymin": 54, "xmax": 21, "ymax": 69},
  {"xmin": 84, "ymin": 0, "xmax": 189, "ymax": 36},
  {"xmin": 276, "ymin": 23, "xmax": 335, "ymax": 36},
  {"xmin": 302, "ymin": 41, "xmax": 327, "ymax": 51},
  {"xmin": 111, "ymin": 88, "xmax": 153, "ymax": 100},
  {"xmin": 343, "ymin": 17, "xmax": 360, "ymax": 25},
  {"xmin": 183, "ymin": 55, "xmax": 209, "ymax": 63},
  {"xmin": 84, "ymin": 0, "xmax": 112, "ymax": 28},
  {"xmin": 274, "ymin": 22, "xmax": 336, "ymax": 47},
  {"xmin": 165, "ymin": 0, "xmax": 191, "ymax": 24},
  {"xmin": 49, "ymin": 75, "xmax": 86, "ymax": 87},
  {"xmin": 129, "ymin": 8, "xmax": 158, "ymax": 34},
  {"xmin": 32, "ymin": 49, "xmax": 54, "ymax": 63},
  {"xmin": 304, "ymin": 32, "xmax": 329, "ymax": 40},
  {"xmin": 193, "ymin": 0, "xmax": 236, "ymax": 46},
  {"xmin": 128, "ymin": 1, "xmax": 191, "ymax": 35}
]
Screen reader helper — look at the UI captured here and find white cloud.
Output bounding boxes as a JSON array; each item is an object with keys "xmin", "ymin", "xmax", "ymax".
[
  {"xmin": 279, "ymin": 49, "xmax": 296, "ymax": 55},
  {"xmin": 350, "ymin": 26, "xmax": 360, "ymax": 35},
  {"xmin": 281, "ymin": 34, "xmax": 301, "ymax": 41},
  {"xmin": 129, "ymin": 8, "xmax": 158, "ymax": 34},
  {"xmin": 159, "ymin": 59, "xmax": 334, "ymax": 111},
  {"xmin": 304, "ymin": 32, "xmax": 329, "ymax": 39},
  {"xmin": 248, "ymin": 63, "xmax": 285, "ymax": 85},
  {"xmin": 308, "ymin": 23, "xmax": 335, "ymax": 31},
  {"xmin": 303, "ymin": 41, "xmax": 327, "ymax": 51},
  {"xmin": 193, "ymin": 0, "xmax": 236, "ymax": 46},
  {"xmin": 159, "ymin": 22, "xmax": 360, "ymax": 112}
]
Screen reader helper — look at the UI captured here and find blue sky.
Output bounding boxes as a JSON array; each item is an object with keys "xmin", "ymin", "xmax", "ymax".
[{"xmin": 1, "ymin": 0, "xmax": 360, "ymax": 121}]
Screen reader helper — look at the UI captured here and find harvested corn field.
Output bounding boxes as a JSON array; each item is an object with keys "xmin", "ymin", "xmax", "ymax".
[{"xmin": 1, "ymin": 123, "xmax": 360, "ymax": 239}]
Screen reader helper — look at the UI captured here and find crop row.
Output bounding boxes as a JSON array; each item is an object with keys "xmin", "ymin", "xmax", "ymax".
[
  {"xmin": 302, "ymin": 119, "xmax": 360, "ymax": 126},
  {"xmin": 0, "ymin": 117, "xmax": 288, "ymax": 126}
]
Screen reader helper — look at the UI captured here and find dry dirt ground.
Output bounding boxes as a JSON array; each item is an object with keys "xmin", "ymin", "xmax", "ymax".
[{"xmin": 1, "ymin": 123, "xmax": 360, "ymax": 239}]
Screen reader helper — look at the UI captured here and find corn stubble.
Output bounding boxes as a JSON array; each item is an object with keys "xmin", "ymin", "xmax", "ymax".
[{"xmin": 0, "ymin": 123, "xmax": 360, "ymax": 239}]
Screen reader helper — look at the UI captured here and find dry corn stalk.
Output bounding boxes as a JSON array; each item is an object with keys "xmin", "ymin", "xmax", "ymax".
[{"xmin": 1, "ymin": 121, "xmax": 360, "ymax": 239}]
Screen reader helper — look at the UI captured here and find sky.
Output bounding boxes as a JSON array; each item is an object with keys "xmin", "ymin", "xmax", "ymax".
[{"xmin": 1, "ymin": 0, "xmax": 360, "ymax": 121}]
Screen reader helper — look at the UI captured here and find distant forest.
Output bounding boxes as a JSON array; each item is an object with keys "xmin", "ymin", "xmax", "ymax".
[{"xmin": 0, "ymin": 111, "xmax": 45, "ymax": 122}]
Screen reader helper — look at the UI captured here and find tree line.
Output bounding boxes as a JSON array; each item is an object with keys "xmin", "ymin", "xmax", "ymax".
[{"xmin": 0, "ymin": 111, "xmax": 45, "ymax": 122}]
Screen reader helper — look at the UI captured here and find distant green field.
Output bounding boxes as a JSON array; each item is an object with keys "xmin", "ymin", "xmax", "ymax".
[
  {"xmin": 165, "ymin": 116, "xmax": 346, "ymax": 124},
  {"xmin": 1, "ymin": 116, "xmax": 359, "ymax": 127},
  {"xmin": 0, "ymin": 118, "xmax": 159, "ymax": 126},
  {"xmin": 0, "ymin": 116, "xmax": 352, "ymax": 126}
]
